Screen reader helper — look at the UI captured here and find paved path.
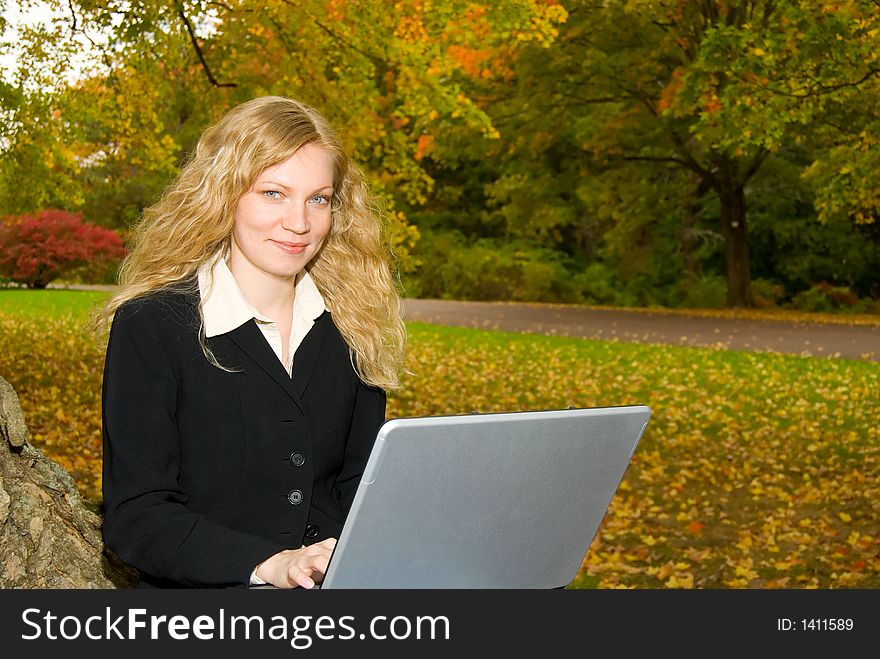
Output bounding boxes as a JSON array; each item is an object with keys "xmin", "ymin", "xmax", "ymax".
[
  {"xmin": 45, "ymin": 285, "xmax": 879, "ymax": 361},
  {"xmin": 403, "ymin": 299, "xmax": 880, "ymax": 362}
]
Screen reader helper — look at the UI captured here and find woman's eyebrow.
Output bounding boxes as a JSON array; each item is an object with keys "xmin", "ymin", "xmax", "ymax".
[
  {"xmin": 258, "ymin": 180, "xmax": 334, "ymax": 192},
  {"xmin": 257, "ymin": 180, "xmax": 291, "ymax": 190}
]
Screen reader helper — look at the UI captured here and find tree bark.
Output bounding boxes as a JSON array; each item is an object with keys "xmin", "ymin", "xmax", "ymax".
[
  {"xmin": 718, "ymin": 183, "xmax": 755, "ymax": 307},
  {"xmin": 0, "ymin": 375, "xmax": 137, "ymax": 588}
]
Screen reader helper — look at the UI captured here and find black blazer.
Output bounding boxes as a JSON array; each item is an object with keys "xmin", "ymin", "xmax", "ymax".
[{"xmin": 101, "ymin": 282, "xmax": 385, "ymax": 588}]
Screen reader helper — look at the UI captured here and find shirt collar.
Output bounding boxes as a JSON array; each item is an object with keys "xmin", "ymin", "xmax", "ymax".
[
  {"xmin": 292, "ymin": 266, "xmax": 327, "ymax": 329},
  {"xmin": 198, "ymin": 255, "xmax": 326, "ymax": 338}
]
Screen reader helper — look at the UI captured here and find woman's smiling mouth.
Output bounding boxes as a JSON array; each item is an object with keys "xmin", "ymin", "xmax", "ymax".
[{"xmin": 271, "ymin": 240, "xmax": 308, "ymax": 254}]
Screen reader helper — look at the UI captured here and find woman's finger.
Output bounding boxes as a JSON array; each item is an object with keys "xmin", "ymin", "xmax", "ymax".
[
  {"xmin": 311, "ymin": 554, "xmax": 331, "ymax": 575},
  {"xmin": 288, "ymin": 564, "xmax": 316, "ymax": 589}
]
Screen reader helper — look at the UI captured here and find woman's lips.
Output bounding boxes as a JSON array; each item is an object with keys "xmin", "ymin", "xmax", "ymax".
[{"xmin": 272, "ymin": 240, "xmax": 308, "ymax": 254}]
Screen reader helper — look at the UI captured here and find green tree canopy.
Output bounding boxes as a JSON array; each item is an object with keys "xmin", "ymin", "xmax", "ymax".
[{"xmin": 471, "ymin": 0, "xmax": 880, "ymax": 306}]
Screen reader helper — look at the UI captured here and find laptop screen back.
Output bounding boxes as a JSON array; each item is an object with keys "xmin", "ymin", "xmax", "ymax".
[{"xmin": 321, "ymin": 405, "xmax": 651, "ymax": 589}]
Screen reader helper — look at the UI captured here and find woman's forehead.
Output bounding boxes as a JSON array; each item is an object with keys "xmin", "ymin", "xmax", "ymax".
[{"xmin": 254, "ymin": 144, "xmax": 335, "ymax": 187}]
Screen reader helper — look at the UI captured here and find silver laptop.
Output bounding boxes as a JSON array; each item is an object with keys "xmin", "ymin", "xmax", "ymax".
[{"xmin": 320, "ymin": 405, "xmax": 651, "ymax": 589}]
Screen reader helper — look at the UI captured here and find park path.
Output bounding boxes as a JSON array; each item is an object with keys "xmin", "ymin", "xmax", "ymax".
[
  {"xmin": 402, "ymin": 298, "xmax": 880, "ymax": 362},
  {"xmin": 47, "ymin": 284, "xmax": 879, "ymax": 362}
]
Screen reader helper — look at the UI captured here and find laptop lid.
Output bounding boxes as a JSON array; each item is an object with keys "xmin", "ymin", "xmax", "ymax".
[{"xmin": 321, "ymin": 405, "xmax": 651, "ymax": 589}]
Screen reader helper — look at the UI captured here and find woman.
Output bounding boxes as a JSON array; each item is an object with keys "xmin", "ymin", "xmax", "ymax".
[{"xmin": 98, "ymin": 96, "xmax": 406, "ymax": 588}]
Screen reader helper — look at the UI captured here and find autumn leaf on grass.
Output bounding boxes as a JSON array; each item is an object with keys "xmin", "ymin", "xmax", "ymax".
[
  {"xmin": 687, "ymin": 520, "xmax": 704, "ymax": 535},
  {"xmin": 729, "ymin": 557, "xmax": 760, "ymax": 582},
  {"xmin": 664, "ymin": 573, "xmax": 695, "ymax": 589}
]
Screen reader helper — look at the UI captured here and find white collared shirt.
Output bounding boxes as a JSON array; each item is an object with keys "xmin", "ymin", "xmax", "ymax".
[{"xmin": 197, "ymin": 255, "xmax": 326, "ymax": 376}]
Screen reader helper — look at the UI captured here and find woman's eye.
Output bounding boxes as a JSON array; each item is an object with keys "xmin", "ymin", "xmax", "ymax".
[
  {"xmin": 263, "ymin": 190, "xmax": 282, "ymax": 199},
  {"xmin": 311, "ymin": 194, "xmax": 331, "ymax": 205}
]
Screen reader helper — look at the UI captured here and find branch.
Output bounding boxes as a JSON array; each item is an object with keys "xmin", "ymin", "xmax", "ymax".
[
  {"xmin": 618, "ymin": 150, "xmax": 714, "ymax": 191},
  {"xmin": 551, "ymin": 91, "xmax": 626, "ymax": 106},
  {"xmin": 801, "ymin": 68, "xmax": 880, "ymax": 96},
  {"xmin": 488, "ymin": 93, "xmax": 624, "ymax": 125},
  {"xmin": 622, "ymin": 154, "xmax": 690, "ymax": 166},
  {"xmin": 175, "ymin": 2, "xmax": 236, "ymax": 88},
  {"xmin": 604, "ymin": 82, "xmax": 718, "ymax": 186},
  {"xmin": 739, "ymin": 67, "xmax": 880, "ymax": 99},
  {"xmin": 312, "ymin": 19, "xmax": 387, "ymax": 68},
  {"xmin": 277, "ymin": 0, "xmax": 389, "ymax": 69},
  {"xmin": 739, "ymin": 147, "xmax": 769, "ymax": 184},
  {"xmin": 266, "ymin": 16, "xmax": 300, "ymax": 60},
  {"xmin": 666, "ymin": 129, "xmax": 718, "ymax": 187},
  {"xmin": 62, "ymin": 0, "xmax": 116, "ymax": 73},
  {"xmin": 651, "ymin": 20, "xmax": 674, "ymax": 32},
  {"xmin": 66, "ymin": 0, "xmax": 77, "ymax": 33}
]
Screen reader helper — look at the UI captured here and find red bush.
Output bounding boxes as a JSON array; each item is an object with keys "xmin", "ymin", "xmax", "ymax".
[{"xmin": 0, "ymin": 209, "xmax": 126, "ymax": 288}]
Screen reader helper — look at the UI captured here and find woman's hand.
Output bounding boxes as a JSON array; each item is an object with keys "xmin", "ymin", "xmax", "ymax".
[{"xmin": 255, "ymin": 538, "xmax": 337, "ymax": 588}]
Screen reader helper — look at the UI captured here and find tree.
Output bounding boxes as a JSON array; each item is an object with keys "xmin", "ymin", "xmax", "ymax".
[
  {"xmin": 480, "ymin": 0, "xmax": 880, "ymax": 306},
  {"xmin": 1, "ymin": 0, "xmax": 567, "ymax": 274},
  {"xmin": 1, "ymin": 375, "xmax": 136, "ymax": 587},
  {"xmin": 0, "ymin": 209, "xmax": 126, "ymax": 288}
]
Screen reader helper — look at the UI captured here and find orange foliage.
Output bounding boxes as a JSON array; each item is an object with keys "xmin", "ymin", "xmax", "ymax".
[
  {"xmin": 447, "ymin": 45, "xmax": 492, "ymax": 78},
  {"xmin": 325, "ymin": 0, "xmax": 349, "ymax": 21},
  {"xmin": 705, "ymin": 95, "xmax": 722, "ymax": 114},
  {"xmin": 658, "ymin": 71, "xmax": 684, "ymax": 112},
  {"xmin": 415, "ymin": 134, "xmax": 434, "ymax": 160},
  {"xmin": 394, "ymin": 5, "xmax": 429, "ymax": 42}
]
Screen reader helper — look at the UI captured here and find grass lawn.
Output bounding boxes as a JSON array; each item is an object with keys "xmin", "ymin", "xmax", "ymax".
[
  {"xmin": 0, "ymin": 288, "xmax": 110, "ymax": 319},
  {"xmin": 1, "ymin": 290, "xmax": 877, "ymax": 588}
]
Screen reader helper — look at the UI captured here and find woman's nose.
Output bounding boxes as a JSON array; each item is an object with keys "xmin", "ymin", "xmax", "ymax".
[{"xmin": 281, "ymin": 203, "xmax": 310, "ymax": 234}]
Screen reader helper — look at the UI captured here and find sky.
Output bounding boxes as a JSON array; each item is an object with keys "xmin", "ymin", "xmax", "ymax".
[
  {"xmin": 1, "ymin": 1, "xmax": 101, "ymax": 86},
  {"xmin": 1, "ymin": 2, "xmax": 50, "ymax": 82},
  {"xmin": 2, "ymin": 1, "xmax": 217, "ymax": 87}
]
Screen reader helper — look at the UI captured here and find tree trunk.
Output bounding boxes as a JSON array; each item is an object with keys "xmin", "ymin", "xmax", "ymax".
[
  {"xmin": 0, "ymin": 375, "xmax": 137, "ymax": 588},
  {"xmin": 718, "ymin": 183, "xmax": 754, "ymax": 307}
]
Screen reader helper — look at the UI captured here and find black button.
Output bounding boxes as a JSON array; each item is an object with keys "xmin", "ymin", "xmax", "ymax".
[
  {"xmin": 305, "ymin": 524, "xmax": 319, "ymax": 538},
  {"xmin": 290, "ymin": 452, "xmax": 305, "ymax": 467},
  {"xmin": 287, "ymin": 489, "xmax": 303, "ymax": 505}
]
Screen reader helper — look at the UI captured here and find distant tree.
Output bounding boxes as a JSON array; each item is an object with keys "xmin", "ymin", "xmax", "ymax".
[
  {"xmin": 480, "ymin": 0, "xmax": 880, "ymax": 307},
  {"xmin": 0, "ymin": 209, "xmax": 126, "ymax": 288}
]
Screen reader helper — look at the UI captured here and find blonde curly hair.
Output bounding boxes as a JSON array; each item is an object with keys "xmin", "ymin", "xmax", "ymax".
[{"xmin": 96, "ymin": 96, "xmax": 406, "ymax": 390}]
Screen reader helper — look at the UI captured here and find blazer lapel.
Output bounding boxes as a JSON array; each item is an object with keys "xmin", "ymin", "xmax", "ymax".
[
  {"xmin": 291, "ymin": 311, "xmax": 327, "ymax": 400},
  {"xmin": 226, "ymin": 320, "xmax": 301, "ymax": 404},
  {"xmin": 224, "ymin": 313, "xmax": 328, "ymax": 404}
]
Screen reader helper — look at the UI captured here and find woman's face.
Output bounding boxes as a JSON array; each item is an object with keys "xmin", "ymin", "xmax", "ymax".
[{"xmin": 229, "ymin": 143, "xmax": 334, "ymax": 285}]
